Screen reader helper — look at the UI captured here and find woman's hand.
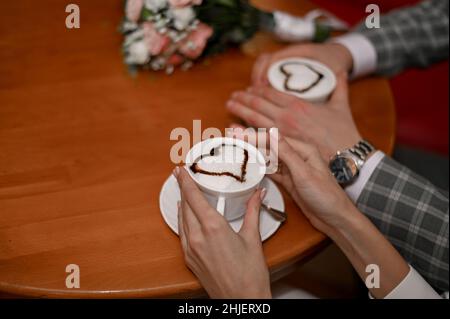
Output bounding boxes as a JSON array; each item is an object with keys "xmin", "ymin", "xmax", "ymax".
[
  {"xmin": 227, "ymin": 73, "xmax": 362, "ymax": 162},
  {"xmin": 173, "ymin": 166, "xmax": 272, "ymax": 299},
  {"xmin": 252, "ymin": 43, "xmax": 353, "ymax": 86}
]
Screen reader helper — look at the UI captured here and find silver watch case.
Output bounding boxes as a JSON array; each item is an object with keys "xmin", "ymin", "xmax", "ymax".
[{"xmin": 330, "ymin": 150, "xmax": 364, "ymax": 185}]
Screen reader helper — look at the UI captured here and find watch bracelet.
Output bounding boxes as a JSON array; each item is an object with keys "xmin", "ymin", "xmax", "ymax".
[{"xmin": 348, "ymin": 140, "xmax": 375, "ymax": 161}]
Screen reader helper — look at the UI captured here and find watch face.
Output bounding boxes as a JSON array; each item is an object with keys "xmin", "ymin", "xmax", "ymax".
[{"xmin": 329, "ymin": 156, "xmax": 358, "ymax": 184}]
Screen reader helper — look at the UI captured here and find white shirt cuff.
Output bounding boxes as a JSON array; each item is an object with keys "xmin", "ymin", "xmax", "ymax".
[
  {"xmin": 345, "ymin": 151, "xmax": 385, "ymax": 203},
  {"xmin": 331, "ymin": 33, "xmax": 377, "ymax": 79},
  {"xmin": 369, "ymin": 265, "xmax": 443, "ymax": 299}
]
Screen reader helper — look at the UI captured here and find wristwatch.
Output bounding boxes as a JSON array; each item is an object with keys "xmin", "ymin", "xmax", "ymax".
[{"xmin": 329, "ymin": 140, "xmax": 375, "ymax": 185}]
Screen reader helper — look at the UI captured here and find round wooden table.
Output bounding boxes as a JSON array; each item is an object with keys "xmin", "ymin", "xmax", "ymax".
[{"xmin": 0, "ymin": 0, "xmax": 395, "ymax": 298}]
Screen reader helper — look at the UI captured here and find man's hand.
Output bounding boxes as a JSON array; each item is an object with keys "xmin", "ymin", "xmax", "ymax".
[
  {"xmin": 226, "ymin": 73, "xmax": 362, "ymax": 161},
  {"xmin": 173, "ymin": 167, "xmax": 272, "ymax": 299},
  {"xmin": 252, "ymin": 43, "xmax": 353, "ymax": 86}
]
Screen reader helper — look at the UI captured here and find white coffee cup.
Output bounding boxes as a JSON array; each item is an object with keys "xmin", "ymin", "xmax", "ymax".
[
  {"xmin": 184, "ymin": 137, "xmax": 267, "ymax": 221},
  {"xmin": 267, "ymin": 57, "xmax": 336, "ymax": 103}
]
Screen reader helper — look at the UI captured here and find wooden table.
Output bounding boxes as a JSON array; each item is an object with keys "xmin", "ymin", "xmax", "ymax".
[{"xmin": 0, "ymin": 0, "xmax": 395, "ymax": 298}]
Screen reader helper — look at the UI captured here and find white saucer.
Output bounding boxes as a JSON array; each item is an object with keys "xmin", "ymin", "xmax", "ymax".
[{"xmin": 159, "ymin": 175, "xmax": 285, "ymax": 241}]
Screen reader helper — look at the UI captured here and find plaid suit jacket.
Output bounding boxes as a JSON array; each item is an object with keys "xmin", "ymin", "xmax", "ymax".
[
  {"xmin": 356, "ymin": 156, "xmax": 449, "ymax": 292},
  {"xmin": 355, "ymin": 0, "xmax": 449, "ymax": 76}
]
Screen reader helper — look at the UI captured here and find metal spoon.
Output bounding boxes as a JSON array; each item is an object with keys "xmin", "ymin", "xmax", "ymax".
[{"xmin": 261, "ymin": 202, "xmax": 287, "ymax": 223}]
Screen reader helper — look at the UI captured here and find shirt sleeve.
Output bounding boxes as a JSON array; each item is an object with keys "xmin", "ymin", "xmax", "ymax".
[
  {"xmin": 345, "ymin": 150, "xmax": 385, "ymax": 202},
  {"xmin": 331, "ymin": 33, "xmax": 378, "ymax": 79},
  {"xmin": 369, "ymin": 265, "xmax": 444, "ymax": 299}
]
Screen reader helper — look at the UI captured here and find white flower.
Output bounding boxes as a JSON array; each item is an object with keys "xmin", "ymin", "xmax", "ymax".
[
  {"xmin": 124, "ymin": 28, "xmax": 145, "ymax": 47},
  {"xmin": 126, "ymin": 40, "xmax": 150, "ymax": 65},
  {"xmin": 169, "ymin": 7, "xmax": 195, "ymax": 30},
  {"xmin": 144, "ymin": 0, "xmax": 167, "ymax": 12}
]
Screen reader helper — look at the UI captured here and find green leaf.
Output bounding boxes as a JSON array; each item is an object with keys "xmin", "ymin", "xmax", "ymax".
[
  {"xmin": 140, "ymin": 7, "xmax": 154, "ymax": 21},
  {"xmin": 214, "ymin": 0, "xmax": 237, "ymax": 8}
]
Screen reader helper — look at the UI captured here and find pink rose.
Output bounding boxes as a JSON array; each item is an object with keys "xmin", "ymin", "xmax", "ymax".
[
  {"xmin": 142, "ymin": 22, "xmax": 171, "ymax": 56},
  {"xmin": 169, "ymin": 0, "xmax": 202, "ymax": 7},
  {"xmin": 179, "ymin": 23, "xmax": 213, "ymax": 59},
  {"xmin": 168, "ymin": 54, "xmax": 184, "ymax": 66},
  {"xmin": 125, "ymin": 0, "xmax": 144, "ymax": 22}
]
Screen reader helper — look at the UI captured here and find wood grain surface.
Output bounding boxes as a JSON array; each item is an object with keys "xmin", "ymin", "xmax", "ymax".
[{"xmin": 0, "ymin": 0, "xmax": 396, "ymax": 298}]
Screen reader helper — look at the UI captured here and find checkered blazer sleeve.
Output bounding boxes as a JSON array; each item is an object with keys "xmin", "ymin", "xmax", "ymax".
[
  {"xmin": 356, "ymin": 156, "xmax": 449, "ymax": 292},
  {"xmin": 354, "ymin": 0, "xmax": 449, "ymax": 76}
]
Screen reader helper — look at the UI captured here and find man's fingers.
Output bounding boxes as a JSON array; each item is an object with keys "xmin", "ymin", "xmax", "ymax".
[
  {"xmin": 248, "ymin": 86, "xmax": 299, "ymax": 109},
  {"xmin": 239, "ymin": 188, "xmax": 264, "ymax": 239},
  {"xmin": 252, "ymin": 44, "xmax": 316, "ymax": 86},
  {"xmin": 226, "ymin": 99, "xmax": 275, "ymax": 128},
  {"xmin": 174, "ymin": 167, "xmax": 216, "ymax": 223},
  {"xmin": 229, "ymin": 123, "xmax": 246, "ymax": 130},
  {"xmin": 226, "ymin": 124, "xmax": 268, "ymax": 148},
  {"xmin": 229, "ymin": 91, "xmax": 282, "ymax": 120}
]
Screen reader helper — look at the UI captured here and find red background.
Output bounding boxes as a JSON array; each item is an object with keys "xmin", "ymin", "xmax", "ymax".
[{"xmin": 312, "ymin": 0, "xmax": 449, "ymax": 155}]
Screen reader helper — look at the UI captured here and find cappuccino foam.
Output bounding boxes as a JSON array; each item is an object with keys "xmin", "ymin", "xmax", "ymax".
[
  {"xmin": 189, "ymin": 143, "xmax": 264, "ymax": 192},
  {"xmin": 268, "ymin": 58, "xmax": 336, "ymax": 103}
]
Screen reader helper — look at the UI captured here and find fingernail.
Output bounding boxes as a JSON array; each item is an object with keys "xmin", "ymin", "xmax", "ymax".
[
  {"xmin": 260, "ymin": 188, "xmax": 267, "ymax": 200},
  {"xmin": 226, "ymin": 100, "xmax": 234, "ymax": 108},
  {"xmin": 177, "ymin": 200, "xmax": 181, "ymax": 209},
  {"xmin": 173, "ymin": 166, "xmax": 180, "ymax": 177}
]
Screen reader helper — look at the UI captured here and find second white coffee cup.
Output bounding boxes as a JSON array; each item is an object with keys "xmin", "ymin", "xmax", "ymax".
[{"xmin": 267, "ymin": 57, "xmax": 337, "ymax": 103}]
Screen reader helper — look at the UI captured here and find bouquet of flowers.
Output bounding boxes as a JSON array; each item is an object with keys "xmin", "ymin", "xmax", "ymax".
[{"xmin": 121, "ymin": 0, "xmax": 348, "ymax": 74}]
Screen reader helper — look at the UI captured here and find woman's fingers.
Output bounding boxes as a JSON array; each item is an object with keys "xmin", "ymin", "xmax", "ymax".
[
  {"xmin": 174, "ymin": 167, "xmax": 217, "ymax": 224},
  {"xmin": 286, "ymin": 138, "xmax": 325, "ymax": 167},
  {"xmin": 177, "ymin": 201, "xmax": 189, "ymax": 252},
  {"xmin": 239, "ymin": 188, "xmax": 265, "ymax": 240},
  {"xmin": 180, "ymin": 190, "xmax": 201, "ymax": 234},
  {"xmin": 226, "ymin": 99, "xmax": 275, "ymax": 128},
  {"xmin": 269, "ymin": 129, "xmax": 308, "ymax": 175}
]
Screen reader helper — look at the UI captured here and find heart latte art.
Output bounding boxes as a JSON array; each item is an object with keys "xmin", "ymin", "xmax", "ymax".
[
  {"xmin": 280, "ymin": 62, "xmax": 324, "ymax": 94},
  {"xmin": 267, "ymin": 58, "xmax": 336, "ymax": 103},
  {"xmin": 189, "ymin": 143, "xmax": 264, "ymax": 192}
]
